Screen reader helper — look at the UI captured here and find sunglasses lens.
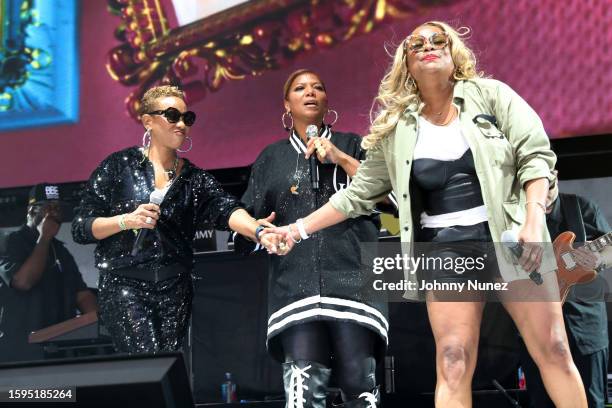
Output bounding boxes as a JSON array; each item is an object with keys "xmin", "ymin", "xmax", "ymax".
[
  {"xmin": 164, "ymin": 107, "xmax": 181, "ymax": 123},
  {"xmin": 408, "ymin": 38, "xmax": 425, "ymax": 52},
  {"xmin": 183, "ymin": 111, "xmax": 196, "ymax": 126},
  {"xmin": 431, "ymin": 33, "xmax": 448, "ymax": 49}
]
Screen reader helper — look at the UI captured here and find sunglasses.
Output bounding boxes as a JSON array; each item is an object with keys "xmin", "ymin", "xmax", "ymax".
[
  {"xmin": 405, "ymin": 32, "xmax": 450, "ymax": 54},
  {"xmin": 147, "ymin": 107, "xmax": 196, "ymax": 127}
]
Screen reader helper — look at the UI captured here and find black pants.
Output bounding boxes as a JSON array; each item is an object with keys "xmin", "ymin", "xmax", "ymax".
[
  {"xmin": 520, "ymin": 336, "xmax": 608, "ymax": 408},
  {"xmin": 280, "ymin": 320, "xmax": 377, "ymax": 398},
  {"xmin": 98, "ymin": 273, "xmax": 193, "ymax": 354}
]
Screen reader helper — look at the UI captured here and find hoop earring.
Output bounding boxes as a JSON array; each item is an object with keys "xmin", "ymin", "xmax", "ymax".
[
  {"xmin": 325, "ymin": 109, "xmax": 338, "ymax": 127},
  {"xmin": 404, "ymin": 76, "xmax": 417, "ymax": 92},
  {"xmin": 282, "ymin": 111, "xmax": 293, "ymax": 131},
  {"xmin": 177, "ymin": 136, "xmax": 193, "ymax": 153},
  {"xmin": 142, "ymin": 129, "xmax": 151, "ymax": 148}
]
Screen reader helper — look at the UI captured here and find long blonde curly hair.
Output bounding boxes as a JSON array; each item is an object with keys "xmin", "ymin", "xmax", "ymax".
[{"xmin": 362, "ymin": 21, "xmax": 481, "ymax": 150}]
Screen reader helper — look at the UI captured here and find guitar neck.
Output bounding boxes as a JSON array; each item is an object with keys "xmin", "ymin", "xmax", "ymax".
[{"xmin": 586, "ymin": 232, "xmax": 612, "ymax": 252}]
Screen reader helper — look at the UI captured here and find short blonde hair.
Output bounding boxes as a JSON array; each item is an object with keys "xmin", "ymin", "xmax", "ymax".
[
  {"xmin": 362, "ymin": 21, "xmax": 481, "ymax": 149},
  {"xmin": 139, "ymin": 85, "xmax": 185, "ymax": 116}
]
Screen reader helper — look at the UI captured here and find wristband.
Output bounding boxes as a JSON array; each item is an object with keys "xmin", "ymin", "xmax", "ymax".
[
  {"xmin": 288, "ymin": 224, "xmax": 302, "ymax": 244},
  {"xmin": 118, "ymin": 214, "xmax": 128, "ymax": 231},
  {"xmin": 254, "ymin": 225, "xmax": 266, "ymax": 242},
  {"xmin": 296, "ymin": 218, "xmax": 309, "ymax": 240}
]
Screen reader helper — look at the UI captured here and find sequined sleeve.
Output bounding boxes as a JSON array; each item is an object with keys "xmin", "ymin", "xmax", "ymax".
[
  {"xmin": 193, "ymin": 169, "xmax": 244, "ymax": 231},
  {"xmin": 71, "ymin": 155, "xmax": 117, "ymax": 244}
]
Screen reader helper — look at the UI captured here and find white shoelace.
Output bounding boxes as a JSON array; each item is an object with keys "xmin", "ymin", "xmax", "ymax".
[
  {"xmin": 358, "ymin": 391, "xmax": 378, "ymax": 408},
  {"xmin": 287, "ymin": 364, "xmax": 312, "ymax": 408}
]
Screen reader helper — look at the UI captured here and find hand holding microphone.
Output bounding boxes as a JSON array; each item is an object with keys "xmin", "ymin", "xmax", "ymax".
[
  {"xmin": 305, "ymin": 124, "xmax": 326, "ymax": 158},
  {"xmin": 501, "ymin": 229, "xmax": 543, "ymax": 285},
  {"xmin": 306, "ymin": 125, "xmax": 325, "ymax": 158},
  {"xmin": 130, "ymin": 189, "xmax": 165, "ymax": 255},
  {"xmin": 123, "ymin": 203, "xmax": 160, "ymax": 230}
]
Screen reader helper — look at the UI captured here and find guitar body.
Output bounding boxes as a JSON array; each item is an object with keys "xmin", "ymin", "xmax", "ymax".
[{"xmin": 554, "ymin": 231, "xmax": 598, "ymax": 303}]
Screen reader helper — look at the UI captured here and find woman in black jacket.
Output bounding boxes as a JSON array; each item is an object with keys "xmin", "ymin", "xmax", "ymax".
[
  {"xmin": 234, "ymin": 70, "xmax": 389, "ymax": 408},
  {"xmin": 72, "ymin": 85, "xmax": 279, "ymax": 354}
]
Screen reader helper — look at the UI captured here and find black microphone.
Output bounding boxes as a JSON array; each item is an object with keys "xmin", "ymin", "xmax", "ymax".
[
  {"xmin": 501, "ymin": 229, "xmax": 543, "ymax": 285},
  {"xmin": 306, "ymin": 124, "xmax": 319, "ymax": 190},
  {"xmin": 131, "ymin": 189, "xmax": 165, "ymax": 256}
]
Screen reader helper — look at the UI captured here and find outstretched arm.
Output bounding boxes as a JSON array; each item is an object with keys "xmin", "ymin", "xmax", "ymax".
[
  {"xmin": 229, "ymin": 208, "xmax": 282, "ymax": 253},
  {"xmin": 270, "ymin": 202, "xmax": 348, "ymax": 254}
]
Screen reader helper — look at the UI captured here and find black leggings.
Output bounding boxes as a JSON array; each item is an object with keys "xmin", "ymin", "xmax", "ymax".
[{"xmin": 280, "ymin": 320, "xmax": 377, "ymax": 397}]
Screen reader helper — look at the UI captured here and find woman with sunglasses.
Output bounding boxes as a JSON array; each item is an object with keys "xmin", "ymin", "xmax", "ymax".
[
  {"xmin": 72, "ymin": 85, "xmax": 281, "ymax": 354},
  {"xmin": 270, "ymin": 22, "xmax": 587, "ymax": 407},
  {"xmin": 233, "ymin": 69, "xmax": 390, "ymax": 408}
]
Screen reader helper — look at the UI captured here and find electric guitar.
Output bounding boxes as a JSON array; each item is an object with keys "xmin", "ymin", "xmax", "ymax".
[{"xmin": 554, "ymin": 231, "xmax": 612, "ymax": 303}]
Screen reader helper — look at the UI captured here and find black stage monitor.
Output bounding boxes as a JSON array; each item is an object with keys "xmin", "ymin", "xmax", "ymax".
[{"xmin": 0, "ymin": 352, "xmax": 193, "ymax": 407}]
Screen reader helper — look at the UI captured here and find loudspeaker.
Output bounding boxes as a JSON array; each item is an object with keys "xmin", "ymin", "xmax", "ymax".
[
  {"xmin": 0, "ymin": 352, "xmax": 193, "ymax": 407},
  {"xmin": 190, "ymin": 251, "xmax": 282, "ymax": 403}
]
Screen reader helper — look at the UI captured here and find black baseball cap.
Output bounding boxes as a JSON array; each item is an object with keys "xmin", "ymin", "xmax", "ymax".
[{"xmin": 28, "ymin": 183, "xmax": 63, "ymax": 205}]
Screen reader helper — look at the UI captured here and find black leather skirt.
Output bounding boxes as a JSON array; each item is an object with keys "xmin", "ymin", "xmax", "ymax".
[{"xmin": 416, "ymin": 221, "xmax": 498, "ymax": 284}]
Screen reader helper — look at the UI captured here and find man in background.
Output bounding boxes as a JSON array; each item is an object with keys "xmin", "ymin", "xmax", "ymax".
[
  {"xmin": 521, "ymin": 172, "xmax": 612, "ymax": 407},
  {"xmin": 0, "ymin": 183, "xmax": 97, "ymax": 362}
]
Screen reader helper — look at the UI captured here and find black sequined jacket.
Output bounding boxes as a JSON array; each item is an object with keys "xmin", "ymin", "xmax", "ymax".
[{"xmin": 72, "ymin": 147, "xmax": 242, "ymax": 275}]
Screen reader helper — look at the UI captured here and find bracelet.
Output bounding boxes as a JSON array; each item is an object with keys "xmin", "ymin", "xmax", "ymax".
[
  {"xmin": 118, "ymin": 214, "xmax": 128, "ymax": 231},
  {"xmin": 254, "ymin": 225, "xmax": 266, "ymax": 243},
  {"xmin": 287, "ymin": 225, "xmax": 302, "ymax": 244},
  {"xmin": 525, "ymin": 201, "xmax": 547, "ymax": 212},
  {"xmin": 295, "ymin": 218, "xmax": 310, "ymax": 240}
]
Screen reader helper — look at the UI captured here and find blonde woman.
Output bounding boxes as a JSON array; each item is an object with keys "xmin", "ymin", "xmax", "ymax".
[{"xmin": 271, "ymin": 22, "xmax": 587, "ymax": 408}]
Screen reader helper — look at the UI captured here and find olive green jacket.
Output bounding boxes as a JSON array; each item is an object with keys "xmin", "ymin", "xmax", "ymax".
[{"xmin": 329, "ymin": 78, "xmax": 557, "ymax": 300}]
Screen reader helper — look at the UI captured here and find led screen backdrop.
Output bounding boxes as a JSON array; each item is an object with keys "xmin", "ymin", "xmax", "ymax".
[
  {"xmin": 0, "ymin": 0, "xmax": 78, "ymax": 131},
  {"xmin": 111, "ymin": 0, "xmax": 611, "ymax": 139},
  {"xmin": 0, "ymin": 0, "xmax": 609, "ymax": 188}
]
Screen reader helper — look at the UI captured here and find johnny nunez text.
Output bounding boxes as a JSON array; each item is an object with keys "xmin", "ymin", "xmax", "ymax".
[{"xmin": 373, "ymin": 280, "xmax": 509, "ymax": 292}]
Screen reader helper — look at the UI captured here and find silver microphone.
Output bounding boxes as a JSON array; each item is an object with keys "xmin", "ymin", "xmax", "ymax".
[
  {"xmin": 149, "ymin": 189, "xmax": 166, "ymax": 206},
  {"xmin": 306, "ymin": 124, "xmax": 318, "ymax": 138},
  {"xmin": 306, "ymin": 125, "xmax": 320, "ymax": 190},
  {"xmin": 306, "ymin": 124, "xmax": 325, "ymax": 158}
]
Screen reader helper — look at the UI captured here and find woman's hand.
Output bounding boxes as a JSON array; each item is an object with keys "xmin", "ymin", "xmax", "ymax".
[
  {"xmin": 258, "ymin": 229, "xmax": 287, "ymax": 255},
  {"xmin": 257, "ymin": 212, "xmax": 276, "ymax": 228},
  {"xmin": 305, "ymin": 137, "xmax": 345, "ymax": 165},
  {"xmin": 125, "ymin": 203, "xmax": 160, "ymax": 230},
  {"xmin": 517, "ymin": 223, "xmax": 543, "ymax": 273},
  {"xmin": 263, "ymin": 225, "xmax": 301, "ymax": 255},
  {"xmin": 255, "ymin": 212, "xmax": 284, "ymax": 254}
]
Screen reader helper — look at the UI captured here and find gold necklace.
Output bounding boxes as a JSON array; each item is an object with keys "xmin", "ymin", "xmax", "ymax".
[
  {"xmin": 425, "ymin": 105, "xmax": 457, "ymax": 126},
  {"xmin": 425, "ymin": 90, "xmax": 454, "ymax": 117},
  {"xmin": 144, "ymin": 148, "xmax": 179, "ymax": 180}
]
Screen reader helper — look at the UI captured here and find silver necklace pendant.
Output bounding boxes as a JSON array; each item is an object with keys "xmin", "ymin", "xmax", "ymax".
[{"xmin": 165, "ymin": 156, "xmax": 179, "ymax": 181}]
